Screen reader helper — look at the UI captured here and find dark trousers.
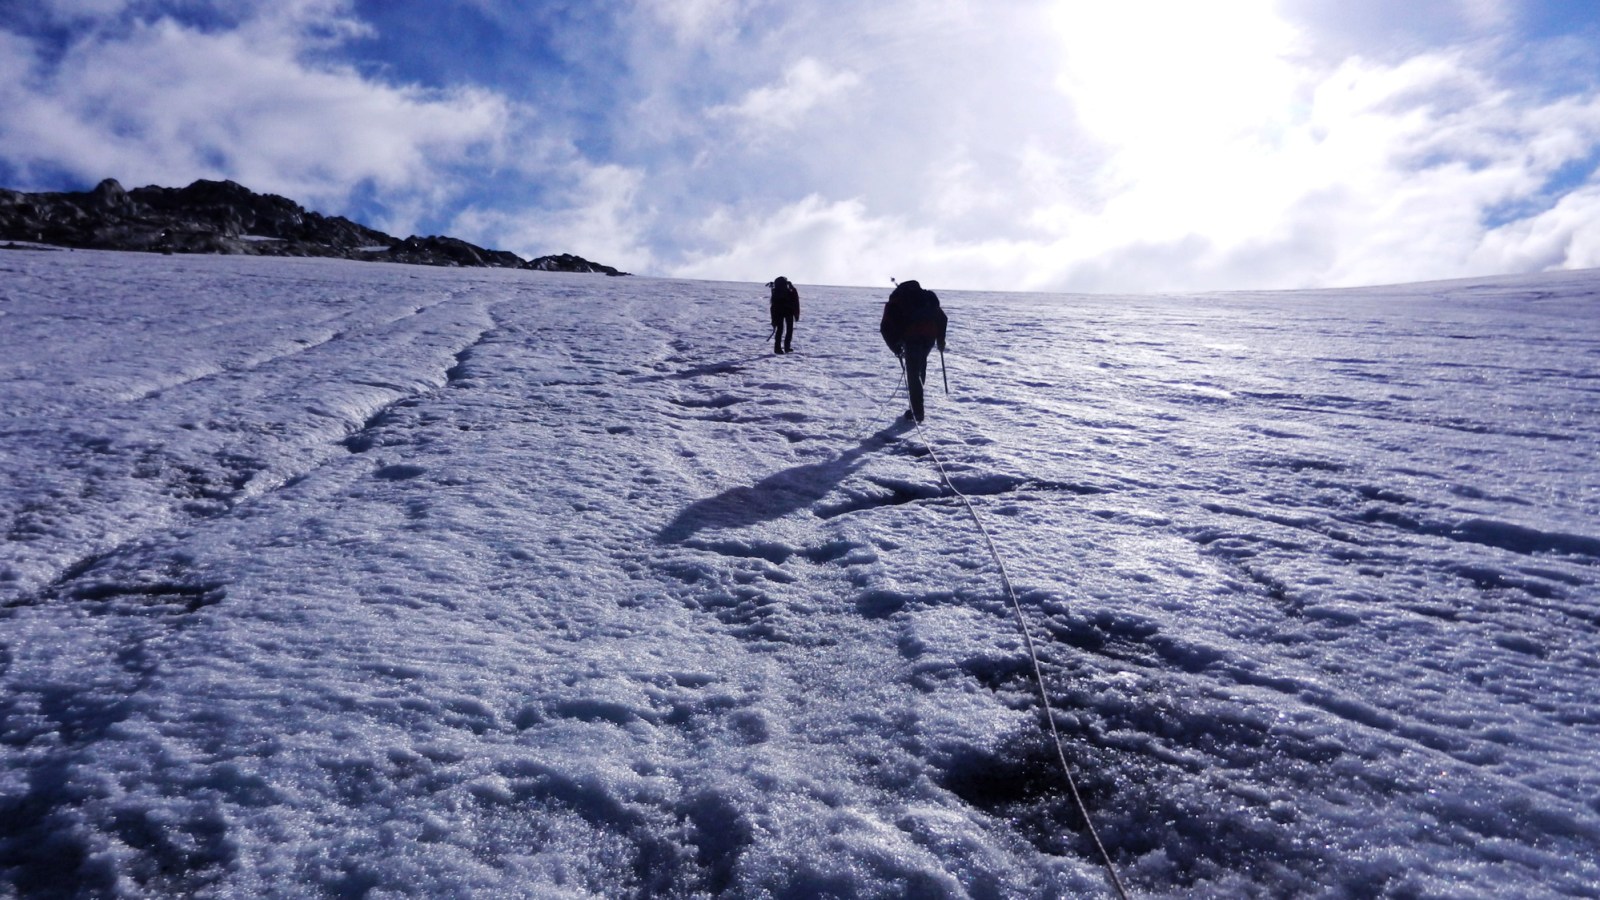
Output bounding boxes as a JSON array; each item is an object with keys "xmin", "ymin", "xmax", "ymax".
[
  {"xmin": 904, "ymin": 340, "xmax": 934, "ymax": 420},
  {"xmin": 774, "ymin": 315, "xmax": 795, "ymax": 351}
]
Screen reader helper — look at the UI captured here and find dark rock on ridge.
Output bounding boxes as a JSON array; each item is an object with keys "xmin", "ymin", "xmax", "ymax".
[
  {"xmin": 525, "ymin": 253, "xmax": 627, "ymax": 276},
  {"xmin": 386, "ymin": 235, "xmax": 526, "ymax": 269},
  {"xmin": 0, "ymin": 178, "xmax": 393, "ymax": 258},
  {"xmin": 0, "ymin": 178, "xmax": 629, "ymax": 274}
]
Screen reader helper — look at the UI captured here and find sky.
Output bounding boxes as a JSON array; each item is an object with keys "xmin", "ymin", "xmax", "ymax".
[{"xmin": 2, "ymin": 0, "xmax": 1600, "ymax": 292}]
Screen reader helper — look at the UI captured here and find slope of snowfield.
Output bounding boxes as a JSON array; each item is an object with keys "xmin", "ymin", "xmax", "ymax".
[{"xmin": 1, "ymin": 248, "xmax": 1597, "ymax": 898}]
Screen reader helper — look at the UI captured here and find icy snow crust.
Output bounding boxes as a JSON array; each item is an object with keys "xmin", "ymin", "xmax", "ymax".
[{"xmin": 1, "ymin": 249, "xmax": 1597, "ymax": 898}]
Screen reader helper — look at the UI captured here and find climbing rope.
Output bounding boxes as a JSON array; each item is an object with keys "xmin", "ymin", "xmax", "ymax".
[
  {"xmin": 904, "ymin": 383, "xmax": 1132, "ymax": 900},
  {"xmin": 778, "ymin": 324, "xmax": 1131, "ymax": 896}
]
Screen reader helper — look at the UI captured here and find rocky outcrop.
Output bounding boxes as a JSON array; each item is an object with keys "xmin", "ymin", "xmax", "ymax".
[
  {"xmin": 0, "ymin": 178, "xmax": 629, "ymax": 274},
  {"xmin": 385, "ymin": 235, "xmax": 526, "ymax": 268},
  {"xmin": 525, "ymin": 253, "xmax": 628, "ymax": 276},
  {"xmin": 0, "ymin": 178, "xmax": 391, "ymax": 258},
  {"xmin": 128, "ymin": 179, "xmax": 393, "ymax": 253}
]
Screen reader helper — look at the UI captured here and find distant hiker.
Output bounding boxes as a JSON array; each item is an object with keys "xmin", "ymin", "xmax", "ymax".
[
  {"xmin": 769, "ymin": 276, "xmax": 800, "ymax": 354},
  {"xmin": 880, "ymin": 280, "xmax": 947, "ymax": 422}
]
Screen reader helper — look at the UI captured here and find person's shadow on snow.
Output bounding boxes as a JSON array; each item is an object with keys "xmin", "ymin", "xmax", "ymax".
[{"xmin": 657, "ymin": 421, "xmax": 910, "ymax": 543}]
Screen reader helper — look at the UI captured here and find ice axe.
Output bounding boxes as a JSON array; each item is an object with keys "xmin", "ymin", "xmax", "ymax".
[{"xmin": 939, "ymin": 345, "xmax": 948, "ymax": 395}]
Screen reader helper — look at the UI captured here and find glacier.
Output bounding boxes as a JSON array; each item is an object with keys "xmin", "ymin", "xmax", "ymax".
[{"xmin": 1, "ymin": 248, "xmax": 1597, "ymax": 897}]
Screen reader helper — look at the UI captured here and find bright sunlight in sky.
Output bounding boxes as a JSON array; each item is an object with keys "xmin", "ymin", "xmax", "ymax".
[
  {"xmin": 1052, "ymin": 0, "xmax": 1302, "ymax": 146},
  {"xmin": 2, "ymin": 0, "xmax": 1599, "ymax": 291}
]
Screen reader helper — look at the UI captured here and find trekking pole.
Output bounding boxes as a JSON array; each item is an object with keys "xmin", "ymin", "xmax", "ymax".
[
  {"xmin": 764, "ymin": 324, "xmax": 776, "ymax": 346},
  {"xmin": 939, "ymin": 346, "xmax": 948, "ymax": 395}
]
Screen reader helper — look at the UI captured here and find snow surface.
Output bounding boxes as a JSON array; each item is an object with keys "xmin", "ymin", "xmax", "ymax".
[{"xmin": 1, "ymin": 248, "xmax": 1598, "ymax": 898}]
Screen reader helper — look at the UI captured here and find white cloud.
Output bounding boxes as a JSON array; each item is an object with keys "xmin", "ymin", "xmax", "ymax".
[
  {"xmin": 710, "ymin": 57, "xmax": 861, "ymax": 131},
  {"xmin": 669, "ymin": 194, "xmax": 1065, "ymax": 292},
  {"xmin": 1477, "ymin": 186, "xmax": 1600, "ymax": 271},
  {"xmin": 0, "ymin": 5, "xmax": 508, "ymax": 214},
  {"xmin": 665, "ymin": 20, "xmax": 1600, "ymax": 294},
  {"xmin": 635, "ymin": 0, "xmax": 742, "ymax": 45},
  {"xmin": 634, "ymin": 0, "xmax": 1600, "ymax": 290},
  {"xmin": 981, "ymin": 0, "xmax": 1600, "ymax": 290},
  {"xmin": 672, "ymin": 195, "xmax": 916, "ymax": 286},
  {"xmin": 451, "ymin": 162, "xmax": 655, "ymax": 271},
  {"xmin": 1456, "ymin": 0, "xmax": 1513, "ymax": 31}
]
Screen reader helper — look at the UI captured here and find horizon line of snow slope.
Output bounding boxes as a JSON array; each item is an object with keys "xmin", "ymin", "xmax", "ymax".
[{"xmin": 0, "ymin": 249, "xmax": 1597, "ymax": 897}]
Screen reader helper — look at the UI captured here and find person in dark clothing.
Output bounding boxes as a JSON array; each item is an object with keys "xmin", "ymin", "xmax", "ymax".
[
  {"xmin": 879, "ymin": 280, "xmax": 948, "ymax": 422},
  {"xmin": 769, "ymin": 276, "xmax": 800, "ymax": 354}
]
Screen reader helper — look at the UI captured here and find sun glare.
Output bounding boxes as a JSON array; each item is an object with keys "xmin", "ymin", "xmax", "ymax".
[
  {"xmin": 1040, "ymin": 0, "xmax": 1316, "ymax": 247},
  {"xmin": 1047, "ymin": 0, "xmax": 1302, "ymax": 147}
]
